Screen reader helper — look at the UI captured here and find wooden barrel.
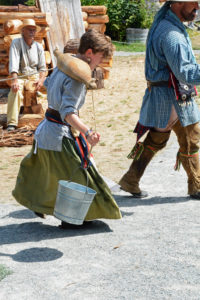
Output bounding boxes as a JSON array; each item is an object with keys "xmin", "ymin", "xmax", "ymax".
[{"xmin": 126, "ymin": 28, "xmax": 149, "ymax": 44}]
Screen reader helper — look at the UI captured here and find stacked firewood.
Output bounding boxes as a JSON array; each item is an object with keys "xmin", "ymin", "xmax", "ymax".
[
  {"xmin": 82, "ymin": 5, "xmax": 108, "ymax": 34},
  {"xmin": 81, "ymin": 5, "xmax": 112, "ymax": 73},
  {"xmin": 0, "ymin": 5, "xmax": 52, "ymax": 90}
]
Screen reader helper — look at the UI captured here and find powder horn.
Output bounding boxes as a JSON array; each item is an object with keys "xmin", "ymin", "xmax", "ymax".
[{"xmin": 54, "ymin": 48, "xmax": 97, "ymax": 89}]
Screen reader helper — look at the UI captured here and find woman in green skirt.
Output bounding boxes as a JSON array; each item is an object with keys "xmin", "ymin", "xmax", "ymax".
[{"xmin": 12, "ymin": 29, "xmax": 121, "ymax": 227}]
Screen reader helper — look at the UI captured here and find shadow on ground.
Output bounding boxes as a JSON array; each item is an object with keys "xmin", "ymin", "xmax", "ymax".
[
  {"xmin": 0, "ymin": 247, "xmax": 63, "ymax": 263},
  {"xmin": 114, "ymin": 195, "xmax": 190, "ymax": 207},
  {"xmin": 0, "ymin": 219, "xmax": 112, "ymax": 246}
]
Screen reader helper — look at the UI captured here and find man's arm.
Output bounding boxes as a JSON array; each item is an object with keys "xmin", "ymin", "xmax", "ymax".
[
  {"xmin": 35, "ymin": 71, "xmax": 46, "ymax": 91},
  {"xmin": 9, "ymin": 39, "xmax": 21, "ymax": 93},
  {"xmin": 34, "ymin": 43, "xmax": 47, "ymax": 91},
  {"xmin": 10, "ymin": 72, "xmax": 20, "ymax": 93}
]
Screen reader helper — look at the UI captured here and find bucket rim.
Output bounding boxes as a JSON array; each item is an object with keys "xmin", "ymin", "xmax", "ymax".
[{"xmin": 58, "ymin": 180, "xmax": 97, "ymax": 195}]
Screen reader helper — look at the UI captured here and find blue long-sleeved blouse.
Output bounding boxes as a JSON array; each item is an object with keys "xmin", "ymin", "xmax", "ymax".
[
  {"xmin": 139, "ymin": 9, "xmax": 200, "ymax": 128},
  {"xmin": 34, "ymin": 67, "xmax": 86, "ymax": 151}
]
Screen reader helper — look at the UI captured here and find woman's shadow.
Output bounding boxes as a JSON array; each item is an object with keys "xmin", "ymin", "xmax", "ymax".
[{"xmin": 0, "ymin": 209, "xmax": 112, "ymax": 246}]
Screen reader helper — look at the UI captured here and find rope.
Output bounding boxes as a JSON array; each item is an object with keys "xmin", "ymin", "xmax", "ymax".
[
  {"xmin": 88, "ymin": 89, "xmax": 97, "ymax": 158},
  {"xmin": 0, "ymin": 67, "xmax": 55, "ymax": 83}
]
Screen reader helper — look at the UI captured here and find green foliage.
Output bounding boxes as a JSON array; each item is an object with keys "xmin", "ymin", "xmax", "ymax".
[
  {"xmin": 0, "ymin": 265, "xmax": 13, "ymax": 281},
  {"xmin": 81, "ymin": 0, "xmax": 157, "ymax": 41},
  {"xmin": 24, "ymin": 0, "xmax": 36, "ymax": 5},
  {"xmin": 0, "ymin": 0, "xmax": 35, "ymax": 5}
]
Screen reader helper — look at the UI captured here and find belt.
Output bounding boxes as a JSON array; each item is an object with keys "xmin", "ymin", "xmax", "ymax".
[
  {"xmin": 147, "ymin": 81, "xmax": 169, "ymax": 87},
  {"xmin": 45, "ymin": 108, "xmax": 65, "ymax": 125}
]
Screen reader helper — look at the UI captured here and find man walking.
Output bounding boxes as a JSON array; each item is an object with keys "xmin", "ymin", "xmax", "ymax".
[{"xmin": 119, "ymin": 0, "xmax": 200, "ymax": 199}]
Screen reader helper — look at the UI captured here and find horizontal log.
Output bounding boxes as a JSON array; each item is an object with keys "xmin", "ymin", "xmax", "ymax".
[
  {"xmin": 3, "ymin": 19, "xmax": 23, "ymax": 35},
  {"xmin": 84, "ymin": 21, "xmax": 88, "ymax": 30},
  {"xmin": 36, "ymin": 25, "xmax": 49, "ymax": 38},
  {"xmin": 82, "ymin": 11, "xmax": 88, "ymax": 21},
  {"xmin": 87, "ymin": 15, "xmax": 109, "ymax": 24},
  {"xmin": 0, "ymin": 5, "xmax": 40, "ymax": 12},
  {"xmin": 0, "ymin": 37, "xmax": 4, "ymax": 49},
  {"xmin": 4, "ymin": 34, "xmax": 45, "ymax": 49},
  {"xmin": 0, "ymin": 49, "xmax": 8, "ymax": 57},
  {"xmin": 4, "ymin": 19, "xmax": 49, "ymax": 37},
  {"xmin": 0, "ymin": 24, "xmax": 4, "ymax": 37},
  {"xmin": 0, "ymin": 82, "xmax": 8, "ymax": 89},
  {"xmin": 4, "ymin": 33, "xmax": 21, "ymax": 49},
  {"xmin": 0, "ymin": 61, "xmax": 9, "ymax": 75},
  {"xmin": 81, "ymin": 6, "xmax": 107, "ymax": 15},
  {"xmin": 0, "ymin": 12, "xmax": 52, "ymax": 25},
  {"xmin": 87, "ymin": 23, "xmax": 106, "ymax": 33},
  {"xmin": 44, "ymin": 50, "xmax": 51, "ymax": 64}
]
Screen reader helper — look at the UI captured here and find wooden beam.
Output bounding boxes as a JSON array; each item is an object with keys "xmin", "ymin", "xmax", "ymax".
[
  {"xmin": 0, "ymin": 5, "xmax": 40, "ymax": 12},
  {"xmin": 87, "ymin": 15, "xmax": 109, "ymax": 24},
  {"xmin": 81, "ymin": 6, "xmax": 107, "ymax": 15},
  {"xmin": 0, "ymin": 12, "xmax": 52, "ymax": 25}
]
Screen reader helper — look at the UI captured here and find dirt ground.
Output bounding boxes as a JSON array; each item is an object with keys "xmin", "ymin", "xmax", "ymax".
[{"xmin": 0, "ymin": 55, "xmax": 146, "ymax": 204}]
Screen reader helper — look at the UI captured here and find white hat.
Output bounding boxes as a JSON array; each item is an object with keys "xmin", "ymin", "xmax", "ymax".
[{"xmin": 19, "ymin": 19, "xmax": 40, "ymax": 32}]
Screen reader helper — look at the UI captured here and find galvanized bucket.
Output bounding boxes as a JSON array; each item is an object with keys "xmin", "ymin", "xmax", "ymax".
[{"xmin": 54, "ymin": 180, "xmax": 96, "ymax": 225}]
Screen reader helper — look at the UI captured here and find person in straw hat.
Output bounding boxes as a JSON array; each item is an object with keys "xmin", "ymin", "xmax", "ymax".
[
  {"xmin": 119, "ymin": 0, "xmax": 200, "ymax": 200},
  {"xmin": 12, "ymin": 29, "xmax": 121, "ymax": 227},
  {"xmin": 6, "ymin": 19, "xmax": 46, "ymax": 131}
]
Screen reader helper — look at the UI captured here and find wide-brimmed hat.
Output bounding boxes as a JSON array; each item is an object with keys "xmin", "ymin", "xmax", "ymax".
[{"xmin": 19, "ymin": 19, "xmax": 40, "ymax": 32}]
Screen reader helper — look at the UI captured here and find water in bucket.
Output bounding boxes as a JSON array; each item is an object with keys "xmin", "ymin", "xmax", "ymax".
[{"xmin": 54, "ymin": 180, "xmax": 96, "ymax": 225}]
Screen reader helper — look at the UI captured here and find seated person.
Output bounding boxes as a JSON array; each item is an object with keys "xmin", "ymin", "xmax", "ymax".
[{"xmin": 7, "ymin": 19, "xmax": 46, "ymax": 131}]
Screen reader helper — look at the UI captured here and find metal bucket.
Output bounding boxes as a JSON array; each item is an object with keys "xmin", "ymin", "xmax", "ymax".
[{"xmin": 53, "ymin": 180, "xmax": 96, "ymax": 225}]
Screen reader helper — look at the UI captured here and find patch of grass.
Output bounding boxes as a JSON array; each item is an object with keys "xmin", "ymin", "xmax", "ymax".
[
  {"xmin": 0, "ymin": 265, "xmax": 13, "ymax": 281},
  {"xmin": 113, "ymin": 41, "xmax": 146, "ymax": 52}
]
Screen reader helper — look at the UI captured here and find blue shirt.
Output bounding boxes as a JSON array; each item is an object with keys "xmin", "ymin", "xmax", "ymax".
[
  {"xmin": 139, "ymin": 9, "xmax": 200, "ymax": 128},
  {"xmin": 34, "ymin": 67, "xmax": 86, "ymax": 151}
]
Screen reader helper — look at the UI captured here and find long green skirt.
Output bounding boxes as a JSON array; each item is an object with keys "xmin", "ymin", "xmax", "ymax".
[{"xmin": 12, "ymin": 137, "xmax": 121, "ymax": 221}]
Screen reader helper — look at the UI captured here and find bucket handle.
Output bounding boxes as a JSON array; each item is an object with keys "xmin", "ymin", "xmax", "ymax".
[{"xmin": 65, "ymin": 165, "xmax": 90, "ymax": 195}]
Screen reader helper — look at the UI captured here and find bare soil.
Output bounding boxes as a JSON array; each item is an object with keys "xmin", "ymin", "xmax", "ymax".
[{"xmin": 0, "ymin": 55, "xmax": 146, "ymax": 204}]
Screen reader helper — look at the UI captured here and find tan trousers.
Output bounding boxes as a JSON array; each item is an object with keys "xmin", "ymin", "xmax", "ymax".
[{"xmin": 7, "ymin": 74, "xmax": 39, "ymax": 126}]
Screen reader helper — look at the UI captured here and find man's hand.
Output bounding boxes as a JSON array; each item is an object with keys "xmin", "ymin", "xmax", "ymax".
[
  {"xmin": 34, "ymin": 71, "xmax": 46, "ymax": 91},
  {"xmin": 34, "ymin": 79, "xmax": 44, "ymax": 91},
  {"xmin": 11, "ymin": 78, "xmax": 19, "ymax": 93}
]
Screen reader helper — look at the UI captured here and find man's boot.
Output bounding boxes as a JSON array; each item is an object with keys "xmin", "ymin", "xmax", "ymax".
[
  {"xmin": 173, "ymin": 121, "xmax": 200, "ymax": 199},
  {"xmin": 119, "ymin": 130, "xmax": 171, "ymax": 198}
]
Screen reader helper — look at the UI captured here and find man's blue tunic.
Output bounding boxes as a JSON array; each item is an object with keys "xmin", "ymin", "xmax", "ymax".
[{"xmin": 139, "ymin": 9, "xmax": 200, "ymax": 128}]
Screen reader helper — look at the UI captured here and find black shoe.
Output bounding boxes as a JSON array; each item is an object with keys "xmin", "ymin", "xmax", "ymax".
[
  {"xmin": 7, "ymin": 125, "xmax": 17, "ymax": 132},
  {"xmin": 190, "ymin": 192, "xmax": 200, "ymax": 200},
  {"xmin": 59, "ymin": 220, "xmax": 89, "ymax": 229},
  {"xmin": 34, "ymin": 212, "xmax": 46, "ymax": 219},
  {"xmin": 131, "ymin": 190, "xmax": 148, "ymax": 198},
  {"xmin": 120, "ymin": 187, "xmax": 148, "ymax": 198}
]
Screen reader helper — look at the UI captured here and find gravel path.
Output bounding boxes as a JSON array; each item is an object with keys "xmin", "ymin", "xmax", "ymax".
[{"xmin": 0, "ymin": 133, "xmax": 200, "ymax": 300}]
